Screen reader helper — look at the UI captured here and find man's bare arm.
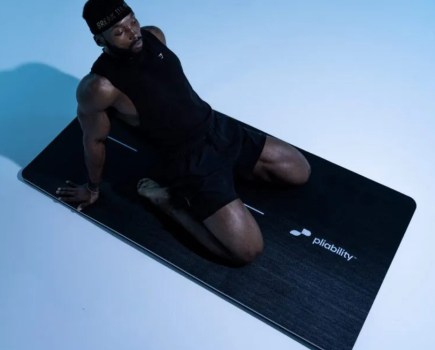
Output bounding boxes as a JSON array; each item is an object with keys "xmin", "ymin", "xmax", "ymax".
[{"xmin": 57, "ymin": 74, "xmax": 118, "ymax": 210}]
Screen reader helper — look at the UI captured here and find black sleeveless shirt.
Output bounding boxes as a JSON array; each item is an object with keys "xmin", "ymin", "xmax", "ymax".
[{"xmin": 91, "ymin": 29, "xmax": 213, "ymax": 150}]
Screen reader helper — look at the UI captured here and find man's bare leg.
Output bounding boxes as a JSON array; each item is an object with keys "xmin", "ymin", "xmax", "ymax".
[
  {"xmin": 202, "ymin": 199, "xmax": 263, "ymax": 263},
  {"xmin": 136, "ymin": 136, "xmax": 308, "ymax": 265},
  {"xmin": 251, "ymin": 135, "xmax": 311, "ymax": 185},
  {"xmin": 138, "ymin": 179, "xmax": 262, "ymax": 265}
]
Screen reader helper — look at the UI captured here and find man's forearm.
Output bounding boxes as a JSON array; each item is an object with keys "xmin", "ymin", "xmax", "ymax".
[{"xmin": 84, "ymin": 140, "xmax": 106, "ymax": 188}]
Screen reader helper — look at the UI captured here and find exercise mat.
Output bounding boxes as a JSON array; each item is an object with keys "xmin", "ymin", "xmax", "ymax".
[{"xmin": 22, "ymin": 116, "xmax": 416, "ymax": 350}]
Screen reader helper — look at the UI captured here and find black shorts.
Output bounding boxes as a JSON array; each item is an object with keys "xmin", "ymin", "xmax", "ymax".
[{"xmin": 151, "ymin": 111, "xmax": 267, "ymax": 221}]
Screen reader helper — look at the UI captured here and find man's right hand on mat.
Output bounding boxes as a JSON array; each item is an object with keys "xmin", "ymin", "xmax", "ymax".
[{"xmin": 56, "ymin": 180, "xmax": 99, "ymax": 211}]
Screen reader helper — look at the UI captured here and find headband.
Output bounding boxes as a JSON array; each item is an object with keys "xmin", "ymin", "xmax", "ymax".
[{"xmin": 83, "ymin": 0, "xmax": 133, "ymax": 35}]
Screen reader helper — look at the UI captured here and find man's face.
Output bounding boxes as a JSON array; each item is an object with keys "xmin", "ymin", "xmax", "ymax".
[{"xmin": 99, "ymin": 13, "xmax": 143, "ymax": 53}]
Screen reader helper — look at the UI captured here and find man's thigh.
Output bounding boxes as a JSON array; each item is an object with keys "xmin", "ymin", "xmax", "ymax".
[{"xmin": 252, "ymin": 135, "xmax": 311, "ymax": 184}]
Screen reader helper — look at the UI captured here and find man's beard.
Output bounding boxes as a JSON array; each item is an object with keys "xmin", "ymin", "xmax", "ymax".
[{"xmin": 105, "ymin": 38, "xmax": 142, "ymax": 59}]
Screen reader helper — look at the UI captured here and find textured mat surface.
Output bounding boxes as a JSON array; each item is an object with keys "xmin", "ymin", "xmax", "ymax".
[{"xmin": 22, "ymin": 117, "xmax": 416, "ymax": 350}]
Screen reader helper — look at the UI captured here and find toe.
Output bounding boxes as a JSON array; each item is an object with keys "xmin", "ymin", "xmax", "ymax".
[{"xmin": 137, "ymin": 178, "xmax": 160, "ymax": 190}]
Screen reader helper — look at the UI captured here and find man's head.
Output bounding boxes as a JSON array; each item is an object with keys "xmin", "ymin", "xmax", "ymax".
[{"xmin": 83, "ymin": 0, "xmax": 143, "ymax": 56}]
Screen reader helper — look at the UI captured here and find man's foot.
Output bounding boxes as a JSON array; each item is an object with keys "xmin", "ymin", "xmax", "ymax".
[{"xmin": 137, "ymin": 178, "xmax": 170, "ymax": 208}]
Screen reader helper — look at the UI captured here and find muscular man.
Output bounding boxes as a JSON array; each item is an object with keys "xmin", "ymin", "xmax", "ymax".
[{"xmin": 57, "ymin": 0, "xmax": 311, "ymax": 265}]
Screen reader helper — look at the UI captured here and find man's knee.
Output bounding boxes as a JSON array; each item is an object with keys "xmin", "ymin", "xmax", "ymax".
[
  {"xmin": 258, "ymin": 137, "xmax": 311, "ymax": 185},
  {"xmin": 267, "ymin": 150, "xmax": 311, "ymax": 185},
  {"xmin": 228, "ymin": 225, "xmax": 264, "ymax": 264},
  {"xmin": 203, "ymin": 199, "xmax": 264, "ymax": 264},
  {"xmin": 290, "ymin": 158, "xmax": 311, "ymax": 185},
  {"xmin": 231, "ymin": 237, "xmax": 264, "ymax": 265}
]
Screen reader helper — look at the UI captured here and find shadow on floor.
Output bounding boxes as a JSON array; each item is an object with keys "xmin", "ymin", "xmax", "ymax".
[{"xmin": 0, "ymin": 62, "xmax": 79, "ymax": 167}]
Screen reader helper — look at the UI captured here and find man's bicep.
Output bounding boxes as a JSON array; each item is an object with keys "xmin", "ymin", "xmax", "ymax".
[
  {"xmin": 78, "ymin": 109, "xmax": 111, "ymax": 144},
  {"xmin": 76, "ymin": 75, "xmax": 115, "ymax": 143}
]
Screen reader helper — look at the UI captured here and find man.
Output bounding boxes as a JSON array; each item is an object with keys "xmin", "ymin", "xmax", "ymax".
[{"xmin": 57, "ymin": 0, "xmax": 311, "ymax": 265}]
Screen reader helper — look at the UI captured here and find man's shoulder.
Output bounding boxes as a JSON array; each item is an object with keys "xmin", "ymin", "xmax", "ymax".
[
  {"xmin": 78, "ymin": 74, "xmax": 113, "ymax": 94},
  {"xmin": 142, "ymin": 25, "xmax": 166, "ymax": 45},
  {"xmin": 78, "ymin": 74, "xmax": 99, "ymax": 94},
  {"xmin": 77, "ymin": 74, "xmax": 117, "ymax": 111}
]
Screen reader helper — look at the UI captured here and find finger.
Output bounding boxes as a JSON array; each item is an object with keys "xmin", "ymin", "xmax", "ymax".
[
  {"xmin": 65, "ymin": 180, "xmax": 78, "ymax": 188},
  {"xmin": 138, "ymin": 178, "xmax": 160, "ymax": 191},
  {"xmin": 56, "ymin": 188, "xmax": 76, "ymax": 195},
  {"xmin": 77, "ymin": 201, "xmax": 91, "ymax": 212}
]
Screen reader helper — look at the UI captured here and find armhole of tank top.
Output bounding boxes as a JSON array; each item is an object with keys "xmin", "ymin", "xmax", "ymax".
[{"xmin": 91, "ymin": 53, "xmax": 107, "ymax": 76}]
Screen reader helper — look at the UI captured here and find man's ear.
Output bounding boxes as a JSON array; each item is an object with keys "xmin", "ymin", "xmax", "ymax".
[{"xmin": 94, "ymin": 35, "xmax": 105, "ymax": 47}]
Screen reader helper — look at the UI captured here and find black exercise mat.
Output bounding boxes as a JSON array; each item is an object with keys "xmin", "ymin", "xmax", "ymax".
[{"xmin": 22, "ymin": 116, "xmax": 416, "ymax": 350}]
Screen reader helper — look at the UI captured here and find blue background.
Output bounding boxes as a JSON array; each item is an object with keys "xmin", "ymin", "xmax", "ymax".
[{"xmin": 1, "ymin": 1, "xmax": 434, "ymax": 349}]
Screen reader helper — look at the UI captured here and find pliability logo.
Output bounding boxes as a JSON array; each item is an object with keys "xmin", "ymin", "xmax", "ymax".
[
  {"xmin": 290, "ymin": 228, "xmax": 312, "ymax": 237},
  {"xmin": 290, "ymin": 228, "xmax": 357, "ymax": 262}
]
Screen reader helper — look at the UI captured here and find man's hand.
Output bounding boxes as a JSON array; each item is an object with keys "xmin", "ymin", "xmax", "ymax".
[{"xmin": 56, "ymin": 180, "xmax": 99, "ymax": 211}]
